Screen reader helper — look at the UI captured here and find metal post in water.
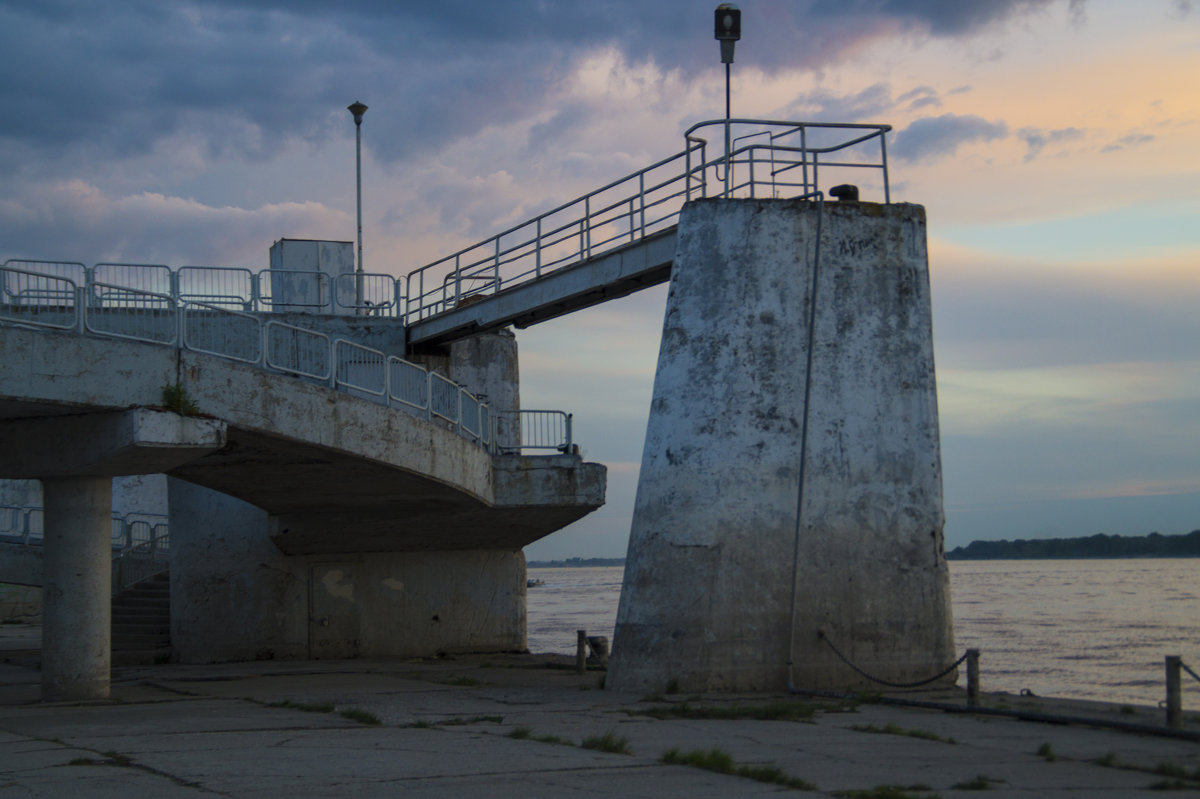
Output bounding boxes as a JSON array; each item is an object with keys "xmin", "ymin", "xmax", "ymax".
[
  {"xmin": 577, "ymin": 630, "xmax": 588, "ymax": 674},
  {"xmin": 966, "ymin": 649, "xmax": 980, "ymax": 707},
  {"xmin": 1166, "ymin": 654, "xmax": 1182, "ymax": 728}
]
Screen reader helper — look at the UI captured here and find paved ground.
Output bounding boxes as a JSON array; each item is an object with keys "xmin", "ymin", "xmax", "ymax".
[{"xmin": 0, "ymin": 631, "xmax": 1197, "ymax": 797}]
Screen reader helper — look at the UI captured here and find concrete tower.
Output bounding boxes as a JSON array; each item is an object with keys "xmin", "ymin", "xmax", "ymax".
[{"xmin": 608, "ymin": 197, "xmax": 955, "ymax": 693}]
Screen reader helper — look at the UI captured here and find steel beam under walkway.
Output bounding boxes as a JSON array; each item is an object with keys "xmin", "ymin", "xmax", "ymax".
[{"xmin": 406, "ymin": 228, "xmax": 676, "ymax": 348}]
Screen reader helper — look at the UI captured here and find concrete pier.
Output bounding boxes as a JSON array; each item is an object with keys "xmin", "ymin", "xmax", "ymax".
[
  {"xmin": 609, "ymin": 198, "xmax": 954, "ymax": 693},
  {"xmin": 40, "ymin": 477, "xmax": 112, "ymax": 700}
]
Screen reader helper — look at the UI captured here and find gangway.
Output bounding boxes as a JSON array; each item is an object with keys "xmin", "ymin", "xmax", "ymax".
[{"xmin": 403, "ymin": 119, "xmax": 892, "ymax": 346}]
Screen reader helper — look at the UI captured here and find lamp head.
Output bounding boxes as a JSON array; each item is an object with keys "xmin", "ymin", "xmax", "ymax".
[{"xmin": 347, "ymin": 101, "xmax": 368, "ymax": 125}]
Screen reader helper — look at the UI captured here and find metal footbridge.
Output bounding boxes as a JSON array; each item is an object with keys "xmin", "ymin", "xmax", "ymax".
[
  {"xmin": 2, "ymin": 119, "xmax": 891, "ymax": 351},
  {"xmin": 404, "ymin": 119, "xmax": 891, "ymax": 346}
]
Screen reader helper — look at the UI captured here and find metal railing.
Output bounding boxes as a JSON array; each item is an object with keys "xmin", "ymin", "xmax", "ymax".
[
  {"xmin": 2, "ymin": 119, "xmax": 890, "ymax": 334},
  {"xmin": 2, "ymin": 260, "xmax": 405, "ymax": 318},
  {"xmin": 404, "ymin": 118, "xmax": 891, "ymax": 323},
  {"xmin": 493, "ymin": 410, "xmax": 573, "ymax": 454},
  {"xmin": 0, "ymin": 505, "xmax": 168, "ymax": 553},
  {"xmin": 0, "ymin": 264, "xmax": 500, "ymax": 451}
]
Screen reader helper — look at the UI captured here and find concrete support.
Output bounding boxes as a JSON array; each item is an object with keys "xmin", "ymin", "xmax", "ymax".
[
  {"xmin": 41, "ymin": 476, "xmax": 112, "ymax": 701},
  {"xmin": 169, "ymin": 478, "xmax": 528, "ymax": 663},
  {"xmin": 608, "ymin": 198, "xmax": 954, "ymax": 694}
]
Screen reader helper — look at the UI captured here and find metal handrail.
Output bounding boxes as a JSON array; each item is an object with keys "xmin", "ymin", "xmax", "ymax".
[
  {"xmin": 493, "ymin": 410, "xmax": 573, "ymax": 454},
  {"xmin": 404, "ymin": 118, "xmax": 891, "ymax": 323},
  {"xmin": 0, "ymin": 263, "xmax": 518, "ymax": 454}
]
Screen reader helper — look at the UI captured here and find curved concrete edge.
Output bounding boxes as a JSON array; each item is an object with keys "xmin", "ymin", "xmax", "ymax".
[{"xmin": 0, "ymin": 325, "xmax": 495, "ymax": 505}]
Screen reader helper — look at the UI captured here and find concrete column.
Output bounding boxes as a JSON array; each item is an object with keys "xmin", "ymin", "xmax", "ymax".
[
  {"xmin": 608, "ymin": 198, "xmax": 955, "ymax": 694},
  {"xmin": 449, "ymin": 330, "xmax": 520, "ymax": 448},
  {"xmin": 41, "ymin": 476, "xmax": 112, "ymax": 701}
]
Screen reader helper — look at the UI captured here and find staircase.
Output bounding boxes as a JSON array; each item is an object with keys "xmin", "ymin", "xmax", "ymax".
[{"xmin": 111, "ymin": 570, "xmax": 171, "ymax": 665}]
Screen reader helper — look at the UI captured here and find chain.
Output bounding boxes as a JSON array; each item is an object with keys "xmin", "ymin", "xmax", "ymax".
[{"xmin": 816, "ymin": 630, "xmax": 969, "ymax": 689}]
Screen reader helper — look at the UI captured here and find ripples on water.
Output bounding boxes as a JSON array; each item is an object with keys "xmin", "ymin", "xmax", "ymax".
[{"xmin": 526, "ymin": 559, "xmax": 1200, "ymax": 707}]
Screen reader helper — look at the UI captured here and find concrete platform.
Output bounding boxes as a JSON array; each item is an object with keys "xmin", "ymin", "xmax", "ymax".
[{"xmin": 0, "ymin": 631, "xmax": 1197, "ymax": 797}]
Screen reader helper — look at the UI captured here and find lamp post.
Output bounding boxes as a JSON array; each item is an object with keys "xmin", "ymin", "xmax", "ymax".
[
  {"xmin": 714, "ymin": 5, "xmax": 741, "ymax": 197},
  {"xmin": 347, "ymin": 101, "xmax": 368, "ymax": 309}
]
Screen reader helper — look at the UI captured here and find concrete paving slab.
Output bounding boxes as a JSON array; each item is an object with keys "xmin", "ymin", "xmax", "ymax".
[{"xmin": 0, "ymin": 654, "xmax": 1196, "ymax": 798}]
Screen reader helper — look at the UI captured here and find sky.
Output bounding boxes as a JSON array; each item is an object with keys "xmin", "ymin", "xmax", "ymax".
[{"xmin": 0, "ymin": 0, "xmax": 1196, "ymax": 559}]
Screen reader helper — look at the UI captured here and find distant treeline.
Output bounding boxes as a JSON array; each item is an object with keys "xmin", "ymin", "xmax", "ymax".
[
  {"xmin": 527, "ymin": 557, "xmax": 625, "ymax": 569},
  {"xmin": 947, "ymin": 530, "xmax": 1200, "ymax": 560}
]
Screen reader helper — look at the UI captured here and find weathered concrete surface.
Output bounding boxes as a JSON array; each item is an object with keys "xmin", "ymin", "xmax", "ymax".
[
  {"xmin": 610, "ymin": 198, "xmax": 953, "ymax": 694},
  {"xmin": 0, "ymin": 653, "xmax": 1196, "ymax": 798},
  {"xmin": 169, "ymin": 480, "xmax": 527, "ymax": 663},
  {"xmin": 0, "ymin": 326, "xmax": 604, "ymax": 552},
  {"xmin": 0, "ymin": 409, "xmax": 225, "ymax": 478},
  {"xmin": 40, "ymin": 477, "xmax": 111, "ymax": 700},
  {"xmin": 0, "ymin": 545, "xmax": 43, "ymax": 587}
]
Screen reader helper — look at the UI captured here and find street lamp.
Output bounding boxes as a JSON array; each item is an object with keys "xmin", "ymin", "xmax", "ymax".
[
  {"xmin": 714, "ymin": 4, "xmax": 741, "ymax": 196},
  {"xmin": 347, "ymin": 101, "xmax": 368, "ymax": 307}
]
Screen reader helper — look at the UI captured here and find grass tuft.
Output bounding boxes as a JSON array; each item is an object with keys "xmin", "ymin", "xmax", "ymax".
[
  {"xmin": 1036, "ymin": 742, "xmax": 1056, "ymax": 762},
  {"xmin": 850, "ymin": 722, "xmax": 955, "ymax": 744},
  {"xmin": 507, "ymin": 726, "xmax": 573, "ymax": 746},
  {"xmin": 580, "ymin": 730, "xmax": 631, "ymax": 755},
  {"xmin": 265, "ymin": 699, "xmax": 335, "ymax": 713},
  {"xmin": 338, "ymin": 707, "xmax": 382, "ymax": 725},
  {"xmin": 835, "ymin": 786, "xmax": 939, "ymax": 799},
  {"xmin": 440, "ymin": 676, "xmax": 485, "ymax": 687},
  {"xmin": 634, "ymin": 699, "xmax": 817, "ymax": 722},
  {"xmin": 951, "ymin": 774, "xmax": 998, "ymax": 790},
  {"xmin": 660, "ymin": 747, "xmax": 816, "ymax": 791}
]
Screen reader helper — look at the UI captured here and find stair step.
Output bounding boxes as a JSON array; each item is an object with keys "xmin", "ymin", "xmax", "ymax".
[{"xmin": 111, "ymin": 568, "xmax": 172, "ymax": 661}]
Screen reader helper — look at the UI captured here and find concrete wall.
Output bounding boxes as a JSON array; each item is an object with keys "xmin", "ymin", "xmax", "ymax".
[
  {"xmin": 169, "ymin": 479, "xmax": 527, "ymax": 663},
  {"xmin": 608, "ymin": 198, "xmax": 954, "ymax": 694}
]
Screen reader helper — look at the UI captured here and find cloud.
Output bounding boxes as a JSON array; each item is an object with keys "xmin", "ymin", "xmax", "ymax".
[
  {"xmin": 891, "ymin": 113, "xmax": 1009, "ymax": 161},
  {"xmin": 0, "ymin": 0, "xmax": 1092, "ymax": 182},
  {"xmin": 1018, "ymin": 126, "xmax": 1084, "ymax": 161},
  {"xmin": 0, "ymin": 180, "xmax": 345, "ymax": 266},
  {"xmin": 1101, "ymin": 133, "xmax": 1156, "ymax": 153}
]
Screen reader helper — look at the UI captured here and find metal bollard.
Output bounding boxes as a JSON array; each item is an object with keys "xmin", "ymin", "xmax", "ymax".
[
  {"xmin": 966, "ymin": 649, "xmax": 980, "ymax": 707},
  {"xmin": 576, "ymin": 630, "xmax": 588, "ymax": 675},
  {"xmin": 1166, "ymin": 655, "xmax": 1182, "ymax": 729}
]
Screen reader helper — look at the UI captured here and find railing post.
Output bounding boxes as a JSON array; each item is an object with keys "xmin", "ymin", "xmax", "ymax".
[
  {"xmin": 801, "ymin": 125, "xmax": 809, "ymax": 193},
  {"xmin": 494, "ymin": 237, "xmax": 502, "ymax": 293},
  {"xmin": 966, "ymin": 649, "xmax": 980, "ymax": 707},
  {"xmin": 535, "ymin": 217, "xmax": 542, "ymax": 279},
  {"xmin": 880, "ymin": 130, "xmax": 891, "ymax": 204},
  {"xmin": 1166, "ymin": 654, "xmax": 1183, "ymax": 729},
  {"xmin": 639, "ymin": 172, "xmax": 646, "ymax": 237},
  {"xmin": 454, "ymin": 254, "xmax": 462, "ymax": 308},
  {"xmin": 584, "ymin": 196, "xmax": 592, "ymax": 260},
  {"xmin": 564, "ymin": 413, "xmax": 573, "ymax": 454}
]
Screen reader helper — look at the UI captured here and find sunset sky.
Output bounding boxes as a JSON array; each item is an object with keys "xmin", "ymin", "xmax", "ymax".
[{"xmin": 1, "ymin": 0, "xmax": 1196, "ymax": 558}]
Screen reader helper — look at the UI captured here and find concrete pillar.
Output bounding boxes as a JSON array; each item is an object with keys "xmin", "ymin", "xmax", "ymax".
[
  {"xmin": 608, "ymin": 198, "xmax": 955, "ymax": 694},
  {"xmin": 41, "ymin": 476, "xmax": 112, "ymax": 701},
  {"xmin": 449, "ymin": 330, "xmax": 520, "ymax": 448}
]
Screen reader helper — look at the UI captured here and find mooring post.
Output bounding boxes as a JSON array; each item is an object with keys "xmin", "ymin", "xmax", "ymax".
[
  {"xmin": 577, "ymin": 630, "xmax": 588, "ymax": 674},
  {"xmin": 966, "ymin": 648, "xmax": 980, "ymax": 707},
  {"xmin": 1166, "ymin": 654, "xmax": 1182, "ymax": 729}
]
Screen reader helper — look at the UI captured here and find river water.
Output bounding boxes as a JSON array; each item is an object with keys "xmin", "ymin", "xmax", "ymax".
[{"xmin": 526, "ymin": 559, "xmax": 1200, "ymax": 708}]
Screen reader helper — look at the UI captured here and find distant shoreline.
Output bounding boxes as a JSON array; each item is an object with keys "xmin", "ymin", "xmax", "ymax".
[
  {"xmin": 531, "ymin": 530, "xmax": 1200, "ymax": 565},
  {"xmin": 947, "ymin": 529, "xmax": 1200, "ymax": 560},
  {"xmin": 527, "ymin": 557, "xmax": 625, "ymax": 569}
]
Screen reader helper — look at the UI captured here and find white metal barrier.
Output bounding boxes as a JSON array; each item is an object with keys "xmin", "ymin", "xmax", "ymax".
[
  {"xmin": 493, "ymin": 410, "xmax": 573, "ymax": 454},
  {"xmin": 0, "ymin": 262, "xmax": 505, "ymax": 452}
]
